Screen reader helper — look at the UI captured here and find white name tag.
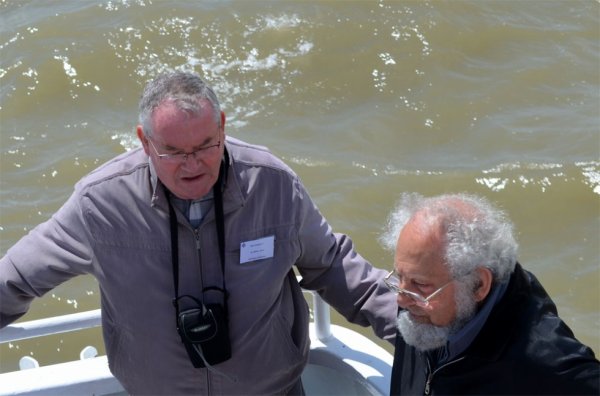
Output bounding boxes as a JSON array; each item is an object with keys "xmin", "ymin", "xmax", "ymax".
[{"xmin": 240, "ymin": 235, "xmax": 275, "ymax": 264}]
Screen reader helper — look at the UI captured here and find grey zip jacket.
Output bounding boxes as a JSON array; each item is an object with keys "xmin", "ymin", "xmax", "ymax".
[{"xmin": 0, "ymin": 136, "xmax": 396, "ymax": 395}]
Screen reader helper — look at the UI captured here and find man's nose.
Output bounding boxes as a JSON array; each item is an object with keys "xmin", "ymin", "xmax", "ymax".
[
  {"xmin": 181, "ymin": 152, "xmax": 203, "ymax": 168},
  {"xmin": 396, "ymin": 291, "xmax": 417, "ymax": 308}
]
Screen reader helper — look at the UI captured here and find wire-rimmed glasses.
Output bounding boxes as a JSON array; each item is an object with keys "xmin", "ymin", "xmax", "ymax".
[
  {"xmin": 384, "ymin": 270, "xmax": 454, "ymax": 307},
  {"xmin": 147, "ymin": 137, "xmax": 221, "ymax": 164}
]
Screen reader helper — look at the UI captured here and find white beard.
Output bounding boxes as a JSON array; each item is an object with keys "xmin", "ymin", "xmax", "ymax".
[
  {"xmin": 396, "ymin": 280, "xmax": 479, "ymax": 351},
  {"xmin": 396, "ymin": 311, "xmax": 449, "ymax": 351}
]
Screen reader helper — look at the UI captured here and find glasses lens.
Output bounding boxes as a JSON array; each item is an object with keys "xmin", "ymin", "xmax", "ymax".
[
  {"xmin": 163, "ymin": 154, "xmax": 186, "ymax": 163},
  {"xmin": 386, "ymin": 271, "xmax": 433, "ymax": 307},
  {"xmin": 177, "ymin": 142, "xmax": 220, "ymax": 163},
  {"xmin": 398, "ymin": 289, "xmax": 429, "ymax": 307}
]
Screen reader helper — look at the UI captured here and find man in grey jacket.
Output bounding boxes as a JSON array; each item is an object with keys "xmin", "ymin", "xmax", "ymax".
[{"xmin": 0, "ymin": 71, "xmax": 396, "ymax": 394}]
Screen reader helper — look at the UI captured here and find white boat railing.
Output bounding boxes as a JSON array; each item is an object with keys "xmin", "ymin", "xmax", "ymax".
[
  {"xmin": 0, "ymin": 291, "xmax": 331, "ymax": 346},
  {"xmin": 0, "ymin": 289, "xmax": 392, "ymax": 396},
  {"xmin": 0, "ymin": 309, "xmax": 102, "ymax": 344}
]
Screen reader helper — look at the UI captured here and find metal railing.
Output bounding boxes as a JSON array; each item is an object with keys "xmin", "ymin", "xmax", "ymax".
[
  {"xmin": 0, "ymin": 290, "xmax": 331, "ymax": 354},
  {"xmin": 0, "ymin": 309, "xmax": 102, "ymax": 344}
]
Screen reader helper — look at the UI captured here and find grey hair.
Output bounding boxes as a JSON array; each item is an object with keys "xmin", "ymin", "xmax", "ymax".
[
  {"xmin": 138, "ymin": 71, "xmax": 221, "ymax": 137},
  {"xmin": 379, "ymin": 193, "xmax": 518, "ymax": 283}
]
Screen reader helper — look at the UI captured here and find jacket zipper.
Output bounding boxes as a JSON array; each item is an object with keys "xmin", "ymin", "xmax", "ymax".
[
  {"xmin": 193, "ymin": 227, "xmax": 212, "ymax": 394},
  {"xmin": 424, "ymin": 355, "xmax": 466, "ymax": 395},
  {"xmin": 206, "ymin": 369, "xmax": 211, "ymax": 394},
  {"xmin": 194, "ymin": 228, "xmax": 201, "ymax": 250}
]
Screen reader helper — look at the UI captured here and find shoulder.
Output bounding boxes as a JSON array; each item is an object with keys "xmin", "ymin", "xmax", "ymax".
[
  {"xmin": 503, "ymin": 265, "xmax": 599, "ymax": 389},
  {"xmin": 74, "ymin": 148, "xmax": 150, "ymax": 196},
  {"xmin": 505, "ymin": 266, "xmax": 590, "ymax": 356},
  {"xmin": 223, "ymin": 136, "xmax": 311, "ymax": 210},
  {"xmin": 225, "ymin": 136, "xmax": 297, "ymax": 178}
]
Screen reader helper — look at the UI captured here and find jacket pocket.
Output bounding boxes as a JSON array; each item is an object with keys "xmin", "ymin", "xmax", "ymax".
[
  {"xmin": 104, "ymin": 321, "xmax": 125, "ymax": 377},
  {"xmin": 273, "ymin": 310, "xmax": 304, "ymax": 360}
]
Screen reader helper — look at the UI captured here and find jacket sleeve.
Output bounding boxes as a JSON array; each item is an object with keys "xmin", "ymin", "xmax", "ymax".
[
  {"xmin": 0, "ymin": 190, "xmax": 96, "ymax": 328},
  {"xmin": 291, "ymin": 176, "xmax": 397, "ymax": 342}
]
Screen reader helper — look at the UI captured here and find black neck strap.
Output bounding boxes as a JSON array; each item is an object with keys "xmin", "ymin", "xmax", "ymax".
[{"xmin": 168, "ymin": 152, "xmax": 228, "ymax": 316}]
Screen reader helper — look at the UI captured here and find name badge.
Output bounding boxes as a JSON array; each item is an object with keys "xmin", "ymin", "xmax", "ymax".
[{"xmin": 240, "ymin": 235, "xmax": 275, "ymax": 264}]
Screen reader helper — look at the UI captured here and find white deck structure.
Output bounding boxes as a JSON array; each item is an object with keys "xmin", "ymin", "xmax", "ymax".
[{"xmin": 0, "ymin": 290, "xmax": 392, "ymax": 395}]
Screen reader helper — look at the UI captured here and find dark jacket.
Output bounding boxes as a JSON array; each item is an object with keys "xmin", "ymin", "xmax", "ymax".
[{"xmin": 390, "ymin": 263, "xmax": 600, "ymax": 395}]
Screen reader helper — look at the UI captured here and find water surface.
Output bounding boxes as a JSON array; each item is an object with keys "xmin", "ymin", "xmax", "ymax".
[{"xmin": 1, "ymin": 0, "xmax": 598, "ymax": 372}]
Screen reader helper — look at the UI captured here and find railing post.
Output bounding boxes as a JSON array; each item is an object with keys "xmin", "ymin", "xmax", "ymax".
[{"xmin": 312, "ymin": 292, "xmax": 331, "ymax": 342}]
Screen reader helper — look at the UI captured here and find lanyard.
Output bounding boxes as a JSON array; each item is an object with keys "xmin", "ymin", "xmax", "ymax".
[{"xmin": 168, "ymin": 153, "xmax": 228, "ymax": 318}]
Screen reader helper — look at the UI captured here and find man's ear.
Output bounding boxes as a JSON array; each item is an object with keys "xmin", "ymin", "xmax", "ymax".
[
  {"xmin": 474, "ymin": 266, "xmax": 493, "ymax": 302},
  {"xmin": 220, "ymin": 111, "xmax": 226, "ymax": 130},
  {"xmin": 136, "ymin": 125, "xmax": 150, "ymax": 155}
]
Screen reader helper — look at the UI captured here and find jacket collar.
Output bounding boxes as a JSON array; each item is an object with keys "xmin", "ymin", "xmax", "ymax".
[
  {"xmin": 466, "ymin": 262, "xmax": 530, "ymax": 361},
  {"xmin": 441, "ymin": 279, "xmax": 509, "ymax": 364},
  {"xmin": 220, "ymin": 140, "xmax": 246, "ymax": 215}
]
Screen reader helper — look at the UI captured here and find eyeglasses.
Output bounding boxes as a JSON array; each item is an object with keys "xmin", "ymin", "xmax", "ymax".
[
  {"xmin": 384, "ymin": 270, "xmax": 454, "ymax": 307},
  {"xmin": 147, "ymin": 137, "xmax": 221, "ymax": 164}
]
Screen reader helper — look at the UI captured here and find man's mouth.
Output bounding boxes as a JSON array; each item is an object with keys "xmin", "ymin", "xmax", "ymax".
[{"xmin": 181, "ymin": 174, "xmax": 203, "ymax": 182}]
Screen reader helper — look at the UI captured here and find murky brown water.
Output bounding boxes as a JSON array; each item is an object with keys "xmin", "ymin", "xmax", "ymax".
[{"xmin": 1, "ymin": 0, "xmax": 598, "ymax": 373}]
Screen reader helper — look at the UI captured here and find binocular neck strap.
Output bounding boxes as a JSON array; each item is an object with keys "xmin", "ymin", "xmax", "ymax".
[{"xmin": 168, "ymin": 155, "xmax": 228, "ymax": 317}]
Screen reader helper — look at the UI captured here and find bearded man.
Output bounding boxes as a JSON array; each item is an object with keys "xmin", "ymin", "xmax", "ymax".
[{"xmin": 381, "ymin": 193, "xmax": 599, "ymax": 395}]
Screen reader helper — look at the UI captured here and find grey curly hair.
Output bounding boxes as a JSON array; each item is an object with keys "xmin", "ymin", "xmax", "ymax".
[
  {"xmin": 379, "ymin": 193, "xmax": 518, "ymax": 283},
  {"xmin": 138, "ymin": 71, "xmax": 221, "ymax": 137}
]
